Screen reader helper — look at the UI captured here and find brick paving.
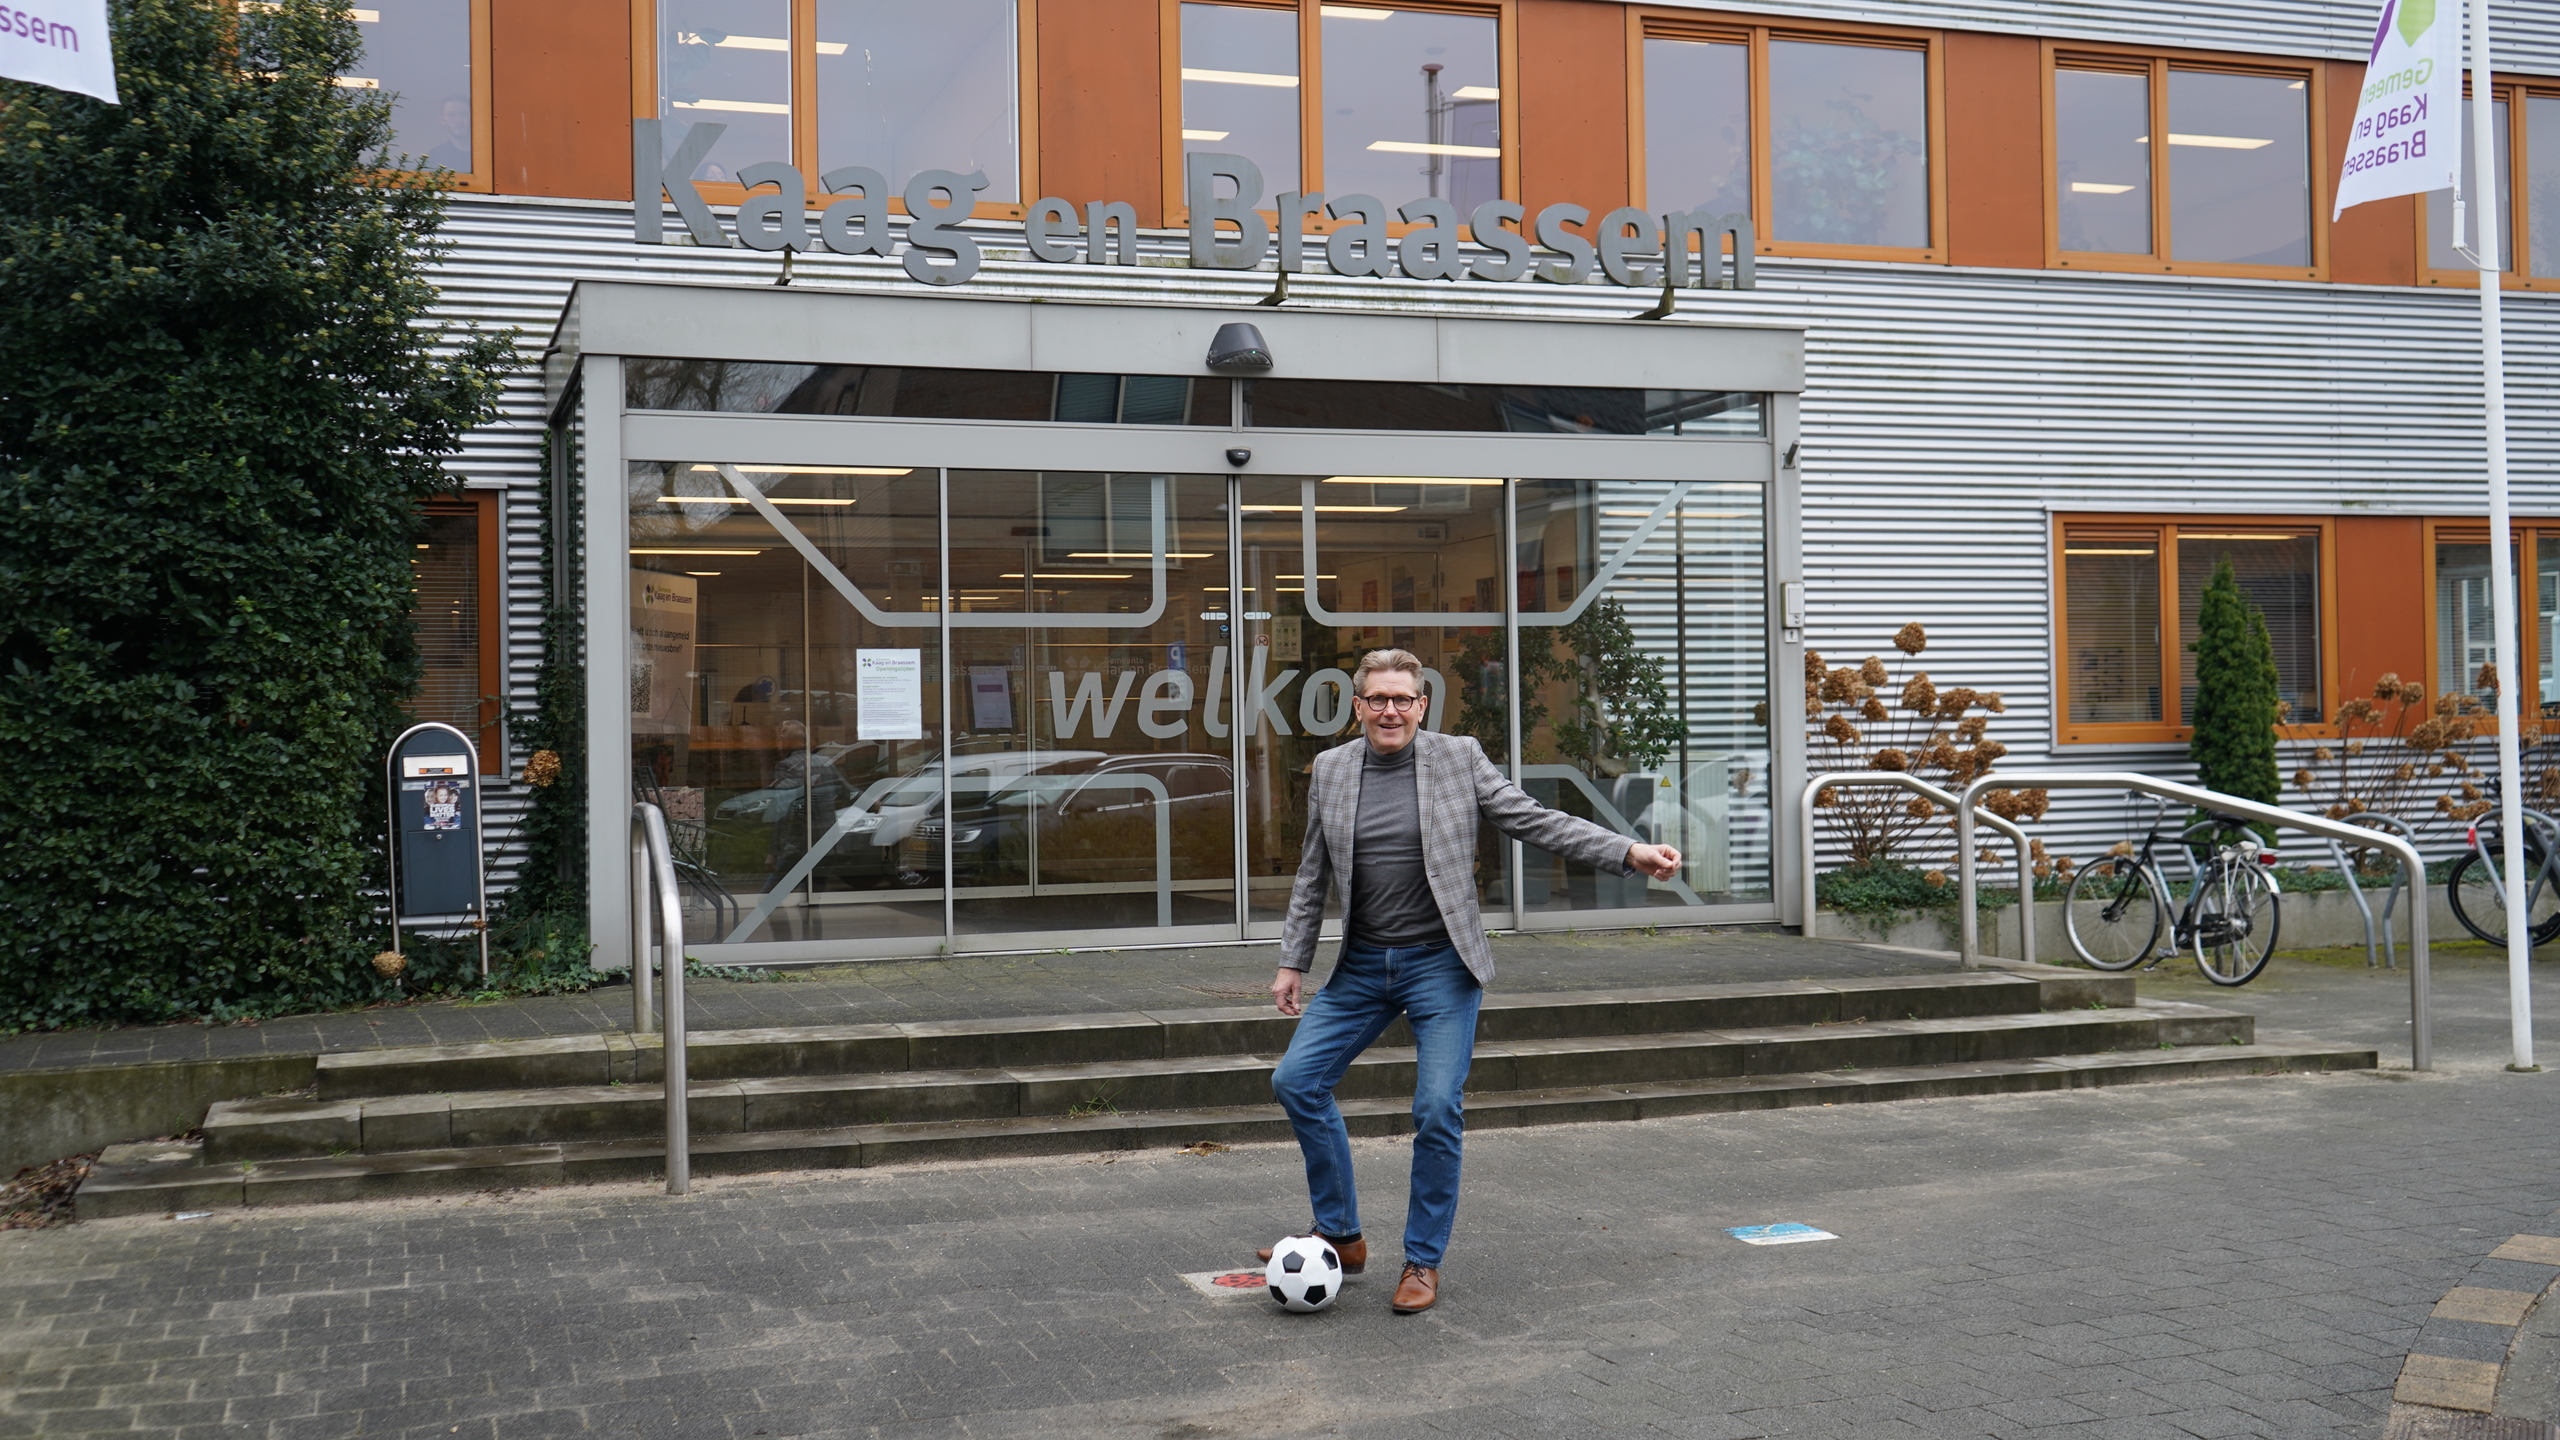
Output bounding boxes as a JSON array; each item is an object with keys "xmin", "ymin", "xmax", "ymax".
[
  {"xmin": 0, "ymin": 928, "xmax": 1943, "ymax": 1074},
  {"xmin": 0, "ymin": 946, "xmax": 2553, "ymax": 1439}
]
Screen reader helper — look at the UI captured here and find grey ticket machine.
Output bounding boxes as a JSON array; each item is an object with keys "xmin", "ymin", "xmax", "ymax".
[{"xmin": 387, "ymin": 722, "xmax": 490, "ymax": 976}]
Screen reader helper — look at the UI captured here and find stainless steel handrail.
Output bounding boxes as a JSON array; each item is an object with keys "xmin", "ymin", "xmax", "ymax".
[
  {"xmin": 1797, "ymin": 772, "xmax": 2037, "ymax": 968},
  {"xmin": 633, "ymin": 802, "xmax": 690, "ymax": 1195},
  {"xmin": 1956, "ymin": 773, "xmax": 2432, "ymax": 1071}
]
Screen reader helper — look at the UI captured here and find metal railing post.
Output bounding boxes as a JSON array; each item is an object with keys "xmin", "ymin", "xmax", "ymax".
[
  {"xmin": 1798, "ymin": 772, "xmax": 2035, "ymax": 968},
  {"xmin": 630, "ymin": 827, "xmax": 656, "ymax": 1035},
  {"xmin": 1956, "ymin": 772, "xmax": 2432, "ymax": 1071},
  {"xmin": 635, "ymin": 803, "xmax": 690, "ymax": 1194}
]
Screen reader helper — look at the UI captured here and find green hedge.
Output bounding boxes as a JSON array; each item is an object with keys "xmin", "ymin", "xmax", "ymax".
[{"xmin": 0, "ymin": 0, "xmax": 514, "ymax": 1030}]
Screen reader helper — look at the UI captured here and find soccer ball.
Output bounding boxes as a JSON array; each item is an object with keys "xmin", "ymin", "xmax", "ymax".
[{"xmin": 1264, "ymin": 1234, "xmax": 1342, "ymax": 1313}]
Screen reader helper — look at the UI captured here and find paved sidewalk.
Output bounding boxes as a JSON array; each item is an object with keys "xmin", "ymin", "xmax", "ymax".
[
  {"xmin": 0, "ymin": 928, "xmax": 1944, "ymax": 1074},
  {"xmin": 1, "ymin": 946, "xmax": 2553, "ymax": 1439}
]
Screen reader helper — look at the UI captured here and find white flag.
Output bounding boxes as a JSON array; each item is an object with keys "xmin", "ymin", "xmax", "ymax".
[
  {"xmin": 2334, "ymin": 0, "xmax": 2461, "ymax": 217},
  {"xmin": 0, "ymin": 0, "xmax": 117, "ymax": 104}
]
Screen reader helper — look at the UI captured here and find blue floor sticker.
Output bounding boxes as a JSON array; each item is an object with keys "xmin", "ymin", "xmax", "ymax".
[{"xmin": 1726, "ymin": 1223, "xmax": 1837, "ymax": 1245}]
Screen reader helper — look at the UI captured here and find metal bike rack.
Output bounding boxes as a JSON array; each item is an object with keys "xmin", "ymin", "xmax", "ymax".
[
  {"xmin": 1797, "ymin": 772, "xmax": 2037, "ymax": 969},
  {"xmin": 1956, "ymin": 773, "xmax": 2433, "ymax": 1071},
  {"xmin": 632, "ymin": 802, "xmax": 691, "ymax": 1195},
  {"xmin": 2322, "ymin": 812, "xmax": 2418, "ymax": 971}
]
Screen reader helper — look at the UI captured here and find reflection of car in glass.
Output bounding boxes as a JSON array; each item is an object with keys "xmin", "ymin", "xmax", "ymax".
[{"xmin": 911, "ymin": 753, "xmax": 1236, "ymax": 883}]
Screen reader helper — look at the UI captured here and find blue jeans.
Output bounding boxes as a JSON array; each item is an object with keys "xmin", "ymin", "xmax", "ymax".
[{"xmin": 1270, "ymin": 939, "xmax": 1482, "ymax": 1268}]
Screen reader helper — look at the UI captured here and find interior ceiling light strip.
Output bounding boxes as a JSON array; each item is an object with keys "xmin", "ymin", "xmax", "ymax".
[
  {"xmin": 1241, "ymin": 504, "xmax": 1406, "ymax": 513},
  {"xmin": 660, "ymin": 496, "xmax": 854, "ymax": 507},
  {"xmin": 1181, "ymin": 66, "xmax": 1298, "ymax": 87},
  {"xmin": 1324, "ymin": 475, "xmax": 1500, "ymax": 486},
  {"xmin": 631, "ymin": 548, "xmax": 764, "ymax": 555},
  {"xmin": 688, "ymin": 463, "xmax": 911, "ymax": 476}
]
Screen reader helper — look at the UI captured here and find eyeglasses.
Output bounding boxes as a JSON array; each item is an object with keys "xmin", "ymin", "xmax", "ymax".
[{"xmin": 1357, "ymin": 694, "xmax": 1423, "ymax": 713}]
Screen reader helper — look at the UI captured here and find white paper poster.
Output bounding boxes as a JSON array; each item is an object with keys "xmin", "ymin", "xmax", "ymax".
[
  {"xmin": 629, "ymin": 571, "xmax": 697, "ymax": 734},
  {"xmin": 858, "ymin": 649, "xmax": 925, "ymax": 740},
  {"xmin": 969, "ymin": 666, "xmax": 1014, "ymax": 731},
  {"xmin": 0, "ymin": 0, "xmax": 117, "ymax": 104},
  {"xmin": 1273, "ymin": 616, "xmax": 1303, "ymax": 664},
  {"xmin": 2333, "ymin": 0, "xmax": 2463, "ymax": 219}
]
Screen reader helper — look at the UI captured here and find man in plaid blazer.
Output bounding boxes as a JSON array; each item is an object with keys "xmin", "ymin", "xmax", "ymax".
[{"xmin": 1253, "ymin": 648, "xmax": 1683, "ymax": 1314}]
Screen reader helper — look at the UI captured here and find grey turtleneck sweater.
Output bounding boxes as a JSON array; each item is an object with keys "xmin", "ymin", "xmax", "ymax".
[{"xmin": 1345, "ymin": 739, "xmax": 1452, "ymax": 949}]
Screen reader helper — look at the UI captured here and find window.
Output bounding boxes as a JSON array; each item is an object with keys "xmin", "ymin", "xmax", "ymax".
[
  {"xmin": 2049, "ymin": 51, "xmax": 2318, "ymax": 277},
  {"xmin": 2424, "ymin": 523, "xmax": 2560, "ymax": 717},
  {"xmin": 1322, "ymin": 6, "xmax": 1500, "ymax": 212},
  {"xmin": 337, "ymin": 0, "xmax": 486, "ymax": 186},
  {"xmin": 2421, "ymin": 85, "xmax": 2560, "ymax": 290},
  {"xmin": 1167, "ymin": 2, "xmax": 1506, "ymax": 217},
  {"xmin": 411, "ymin": 496, "xmax": 506, "ymax": 771},
  {"xmin": 1179, "ymin": 3, "xmax": 1301, "ymax": 194},
  {"xmin": 655, "ymin": 0, "xmax": 1025, "ymax": 206},
  {"xmin": 2055, "ymin": 518, "xmax": 2332, "ymax": 743},
  {"xmin": 1636, "ymin": 18, "xmax": 1942, "ymax": 261}
]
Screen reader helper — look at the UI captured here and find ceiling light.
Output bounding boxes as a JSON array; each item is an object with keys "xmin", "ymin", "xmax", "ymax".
[
  {"xmin": 1367, "ymin": 140, "xmax": 1501, "ymax": 157},
  {"xmin": 2138, "ymin": 133, "xmax": 2273, "ymax": 149},
  {"xmin": 660, "ymin": 496, "xmax": 855, "ymax": 506},
  {"xmin": 1182, "ymin": 67, "xmax": 1299, "ymax": 87},
  {"xmin": 1240, "ymin": 504, "xmax": 1408, "ymax": 513},
  {"xmin": 1275, "ymin": 575, "xmax": 1336, "ymax": 580},
  {"xmin": 1324, "ymin": 475, "xmax": 1500, "ymax": 486},
  {"xmin": 1069, "ymin": 552, "xmax": 1212, "ymax": 559},
  {"xmin": 2064, "ymin": 548, "xmax": 2157, "ymax": 555},
  {"xmin": 631, "ymin": 548, "xmax": 764, "ymax": 555},
  {"xmin": 1320, "ymin": 5, "xmax": 1394, "ymax": 18},
  {"xmin": 1000, "ymin": 573, "xmax": 1135, "ymax": 580},
  {"xmin": 1599, "ymin": 509, "xmax": 1750, "ymax": 518},
  {"xmin": 2179, "ymin": 533, "xmax": 2300, "ymax": 540},
  {"xmin": 1452, "ymin": 85, "xmax": 1499, "ymax": 100},
  {"xmin": 1182, "ymin": 129, "xmax": 1231, "ymax": 141},
  {"xmin": 689, "ymin": 464, "xmax": 911, "ymax": 476},
  {"xmin": 672, "ymin": 99, "xmax": 793, "ymax": 116},
  {"xmin": 2070, "ymin": 182, "xmax": 2136, "ymax": 194},
  {"xmin": 684, "ymin": 571, "xmax": 723, "ymax": 577},
  {"xmin": 415, "ymin": 543, "xmax": 431, "ymax": 549}
]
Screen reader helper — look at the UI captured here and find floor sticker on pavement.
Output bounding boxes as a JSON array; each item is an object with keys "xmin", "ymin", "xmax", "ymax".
[
  {"xmin": 1726, "ymin": 1223, "xmax": 1836, "ymax": 1245},
  {"xmin": 1179, "ymin": 1270, "xmax": 1274, "ymax": 1298}
]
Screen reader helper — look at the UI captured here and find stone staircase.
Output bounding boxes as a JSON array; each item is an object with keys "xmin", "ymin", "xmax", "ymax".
[{"xmin": 77, "ymin": 966, "xmax": 2375, "ymax": 1217}]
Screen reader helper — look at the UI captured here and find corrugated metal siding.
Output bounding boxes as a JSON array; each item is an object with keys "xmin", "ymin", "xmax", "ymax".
[
  {"xmin": 425, "ymin": 194, "xmax": 2560, "ymax": 892},
  {"xmin": 1646, "ymin": 0, "xmax": 2560, "ymax": 74}
]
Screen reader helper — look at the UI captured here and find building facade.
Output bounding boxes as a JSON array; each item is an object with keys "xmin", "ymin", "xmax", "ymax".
[{"xmin": 385, "ymin": 0, "xmax": 2560, "ymax": 966}]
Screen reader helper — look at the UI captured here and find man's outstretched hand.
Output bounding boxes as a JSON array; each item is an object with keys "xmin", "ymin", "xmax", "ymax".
[
  {"xmin": 1272, "ymin": 968, "xmax": 1304, "ymax": 1016},
  {"xmin": 1627, "ymin": 842, "xmax": 1683, "ymax": 880}
]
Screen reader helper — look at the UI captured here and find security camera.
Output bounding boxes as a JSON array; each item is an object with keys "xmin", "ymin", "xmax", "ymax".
[{"xmin": 1225, "ymin": 448, "xmax": 1252, "ymax": 468}]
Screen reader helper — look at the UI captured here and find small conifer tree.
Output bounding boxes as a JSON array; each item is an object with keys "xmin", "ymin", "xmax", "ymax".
[
  {"xmin": 2189, "ymin": 557, "xmax": 2281, "ymax": 817},
  {"xmin": 0, "ymin": 0, "xmax": 512, "ymax": 1027}
]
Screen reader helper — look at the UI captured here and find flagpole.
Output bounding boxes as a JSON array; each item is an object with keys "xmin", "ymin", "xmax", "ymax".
[{"xmin": 2467, "ymin": 0, "xmax": 2536, "ymax": 1072}]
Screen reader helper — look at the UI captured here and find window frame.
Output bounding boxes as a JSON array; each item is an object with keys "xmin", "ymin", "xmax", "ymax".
[
  {"xmin": 2051, "ymin": 513, "xmax": 2341, "ymax": 746},
  {"xmin": 2418, "ymin": 517, "xmax": 2560, "ymax": 726},
  {"xmin": 2042, "ymin": 42, "xmax": 2328, "ymax": 282},
  {"xmin": 416, "ymin": 491, "xmax": 509, "ymax": 774},
  {"xmin": 348, "ymin": 0, "xmax": 495, "ymax": 192},
  {"xmin": 1159, "ymin": 0, "xmax": 1520, "ymax": 232},
  {"xmin": 631, "ymin": 0, "xmax": 1040, "ymax": 220},
  {"xmin": 2416, "ymin": 78, "xmax": 2560, "ymax": 292},
  {"xmin": 1628, "ymin": 8, "xmax": 1949, "ymax": 265}
]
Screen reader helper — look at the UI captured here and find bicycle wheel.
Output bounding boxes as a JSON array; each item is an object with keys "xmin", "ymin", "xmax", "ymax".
[
  {"xmin": 2192, "ymin": 860, "xmax": 2280, "ymax": 986},
  {"xmin": 2063, "ymin": 855, "xmax": 2163, "ymax": 970},
  {"xmin": 2445, "ymin": 846, "xmax": 2560, "ymax": 948}
]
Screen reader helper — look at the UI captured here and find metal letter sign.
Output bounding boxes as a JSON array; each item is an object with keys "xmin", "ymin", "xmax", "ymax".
[
  {"xmin": 633, "ymin": 128, "xmax": 1756, "ymax": 292},
  {"xmin": 386, "ymin": 722, "xmax": 491, "ymax": 977}
]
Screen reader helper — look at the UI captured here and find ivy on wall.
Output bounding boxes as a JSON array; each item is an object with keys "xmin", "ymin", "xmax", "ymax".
[{"xmin": 0, "ymin": 0, "xmax": 515, "ymax": 1030}]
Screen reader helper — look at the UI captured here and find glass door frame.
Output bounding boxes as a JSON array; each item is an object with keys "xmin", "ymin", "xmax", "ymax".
[{"xmin": 584, "ymin": 359, "xmax": 1802, "ymax": 966}]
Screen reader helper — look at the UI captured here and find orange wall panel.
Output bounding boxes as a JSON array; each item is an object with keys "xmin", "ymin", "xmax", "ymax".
[
  {"xmin": 1518, "ymin": 0, "xmax": 1627, "ymax": 219},
  {"xmin": 2335, "ymin": 516, "xmax": 2427, "ymax": 695},
  {"xmin": 1943, "ymin": 31, "xmax": 2043, "ymax": 269},
  {"xmin": 1036, "ymin": 0, "xmax": 1163, "ymax": 225},
  {"xmin": 490, "ymin": 0, "xmax": 632, "ymax": 200},
  {"xmin": 2326, "ymin": 59, "xmax": 2417, "ymax": 286}
]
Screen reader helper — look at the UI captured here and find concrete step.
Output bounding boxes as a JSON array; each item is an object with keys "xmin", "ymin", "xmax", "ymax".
[
  {"xmin": 309, "ymin": 969, "xmax": 2132, "ymax": 1101},
  {"xmin": 78, "ymin": 1039, "xmax": 2378, "ymax": 1217},
  {"xmin": 206, "ymin": 1001, "xmax": 2245, "ymax": 1164}
]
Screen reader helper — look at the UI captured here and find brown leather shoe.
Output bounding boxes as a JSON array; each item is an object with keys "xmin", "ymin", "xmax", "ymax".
[
  {"xmin": 1391, "ymin": 1262, "xmax": 1438, "ymax": 1314},
  {"xmin": 1256, "ymin": 1234, "xmax": 1365, "ymax": 1274}
]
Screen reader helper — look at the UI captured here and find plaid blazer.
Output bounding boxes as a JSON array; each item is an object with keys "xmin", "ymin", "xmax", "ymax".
[{"xmin": 1279, "ymin": 729, "xmax": 1637, "ymax": 985}]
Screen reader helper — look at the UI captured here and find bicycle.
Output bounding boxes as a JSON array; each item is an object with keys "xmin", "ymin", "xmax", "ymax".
[
  {"xmin": 2444, "ymin": 770, "xmax": 2560, "ymax": 948},
  {"xmin": 2063, "ymin": 795, "xmax": 2283, "ymax": 986}
]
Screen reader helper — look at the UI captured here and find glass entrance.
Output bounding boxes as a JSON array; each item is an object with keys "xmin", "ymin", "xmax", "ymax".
[{"xmin": 628, "ymin": 461, "xmax": 1778, "ymax": 956}]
